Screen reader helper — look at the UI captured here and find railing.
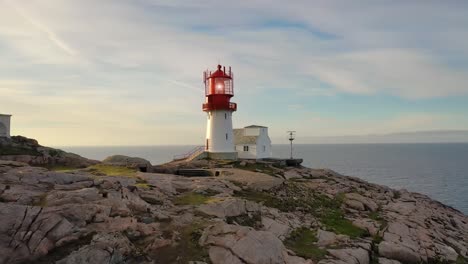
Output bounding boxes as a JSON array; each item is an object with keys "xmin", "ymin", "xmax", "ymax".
[
  {"xmin": 202, "ymin": 102, "xmax": 237, "ymax": 111},
  {"xmin": 173, "ymin": 146, "xmax": 205, "ymax": 161}
]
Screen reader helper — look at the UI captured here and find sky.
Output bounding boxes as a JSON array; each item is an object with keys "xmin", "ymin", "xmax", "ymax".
[{"xmin": 1, "ymin": 0, "xmax": 468, "ymax": 146}]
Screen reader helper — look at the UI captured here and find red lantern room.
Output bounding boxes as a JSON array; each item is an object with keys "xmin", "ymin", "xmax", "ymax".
[{"xmin": 202, "ymin": 65, "xmax": 237, "ymax": 112}]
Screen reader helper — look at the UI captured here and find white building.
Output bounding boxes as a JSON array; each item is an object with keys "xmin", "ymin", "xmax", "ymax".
[
  {"xmin": 0, "ymin": 114, "xmax": 11, "ymax": 138},
  {"xmin": 234, "ymin": 125, "xmax": 272, "ymax": 159}
]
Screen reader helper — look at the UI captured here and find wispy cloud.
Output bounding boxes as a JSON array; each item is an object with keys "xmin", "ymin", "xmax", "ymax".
[{"xmin": 5, "ymin": 0, "xmax": 76, "ymax": 56}]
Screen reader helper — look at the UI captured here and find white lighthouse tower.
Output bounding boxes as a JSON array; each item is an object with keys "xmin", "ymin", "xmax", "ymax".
[{"xmin": 203, "ymin": 64, "xmax": 238, "ymax": 160}]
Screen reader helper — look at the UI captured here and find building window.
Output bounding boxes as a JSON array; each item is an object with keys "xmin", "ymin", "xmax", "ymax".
[
  {"xmin": 263, "ymin": 145, "xmax": 266, "ymax": 152},
  {"xmin": 243, "ymin": 146, "xmax": 249, "ymax": 151}
]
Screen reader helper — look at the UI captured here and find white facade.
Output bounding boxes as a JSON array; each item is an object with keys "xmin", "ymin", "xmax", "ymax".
[
  {"xmin": 206, "ymin": 110, "xmax": 235, "ymax": 153},
  {"xmin": 0, "ymin": 114, "xmax": 11, "ymax": 138},
  {"xmin": 234, "ymin": 125, "xmax": 272, "ymax": 159}
]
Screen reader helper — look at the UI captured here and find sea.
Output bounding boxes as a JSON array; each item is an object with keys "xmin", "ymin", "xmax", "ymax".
[{"xmin": 61, "ymin": 143, "xmax": 468, "ymax": 215}]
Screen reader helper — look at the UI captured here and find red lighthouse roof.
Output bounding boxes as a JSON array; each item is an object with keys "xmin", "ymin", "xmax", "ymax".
[{"xmin": 209, "ymin": 65, "xmax": 232, "ymax": 79}]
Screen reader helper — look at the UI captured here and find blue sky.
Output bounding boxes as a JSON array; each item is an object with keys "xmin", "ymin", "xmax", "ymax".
[{"xmin": 1, "ymin": 0, "xmax": 468, "ymax": 146}]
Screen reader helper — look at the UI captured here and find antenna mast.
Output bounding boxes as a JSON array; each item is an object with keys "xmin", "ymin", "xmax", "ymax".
[{"xmin": 287, "ymin": 131, "xmax": 296, "ymax": 159}]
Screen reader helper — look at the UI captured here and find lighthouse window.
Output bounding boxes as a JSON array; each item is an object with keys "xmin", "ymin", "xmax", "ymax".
[
  {"xmin": 243, "ymin": 146, "xmax": 249, "ymax": 151},
  {"xmin": 226, "ymin": 133, "xmax": 228, "ymax": 140},
  {"xmin": 263, "ymin": 145, "xmax": 266, "ymax": 152},
  {"xmin": 225, "ymin": 113, "xmax": 227, "ymax": 119}
]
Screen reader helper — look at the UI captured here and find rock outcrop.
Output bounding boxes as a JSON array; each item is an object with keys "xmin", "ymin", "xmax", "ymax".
[
  {"xmin": 0, "ymin": 159, "xmax": 466, "ymax": 264},
  {"xmin": 0, "ymin": 136, "xmax": 98, "ymax": 168},
  {"xmin": 102, "ymin": 155, "xmax": 152, "ymax": 172}
]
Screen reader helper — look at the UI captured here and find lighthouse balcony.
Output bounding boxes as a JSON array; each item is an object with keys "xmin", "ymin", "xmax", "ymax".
[{"xmin": 203, "ymin": 102, "xmax": 237, "ymax": 111}]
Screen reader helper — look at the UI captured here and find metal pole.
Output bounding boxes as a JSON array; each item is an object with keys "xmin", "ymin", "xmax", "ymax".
[
  {"xmin": 287, "ymin": 131, "xmax": 296, "ymax": 160},
  {"xmin": 290, "ymin": 139, "xmax": 293, "ymax": 159}
]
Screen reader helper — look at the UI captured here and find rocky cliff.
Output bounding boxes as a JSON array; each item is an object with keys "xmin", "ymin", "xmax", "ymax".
[
  {"xmin": 0, "ymin": 159, "xmax": 466, "ymax": 264},
  {"xmin": 0, "ymin": 136, "xmax": 98, "ymax": 168}
]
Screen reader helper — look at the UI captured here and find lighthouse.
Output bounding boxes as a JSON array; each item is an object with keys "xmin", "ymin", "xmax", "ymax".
[{"xmin": 203, "ymin": 64, "xmax": 238, "ymax": 160}]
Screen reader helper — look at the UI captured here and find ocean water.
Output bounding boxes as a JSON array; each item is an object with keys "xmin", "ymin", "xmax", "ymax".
[{"xmin": 62, "ymin": 143, "xmax": 468, "ymax": 214}]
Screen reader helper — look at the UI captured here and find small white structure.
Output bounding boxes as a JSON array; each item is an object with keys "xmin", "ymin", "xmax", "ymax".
[
  {"xmin": 0, "ymin": 114, "xmax": 12, "ymax": 138},
  {"xmin": 234, "ymin": 125, "xmax": 272, "ymax": 159}
]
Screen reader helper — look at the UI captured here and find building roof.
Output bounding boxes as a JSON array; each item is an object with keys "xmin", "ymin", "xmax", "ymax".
[
  {"xmin": 0, "ymin": 114, "xmax": 12, "ymax": 117},
  {"xmin": 233, "ymin": 129, "xmax": 258, "ymax": 145},
  {"xmin": 244, "ymin": 125, "xmax": 267, "ymax": 128}
]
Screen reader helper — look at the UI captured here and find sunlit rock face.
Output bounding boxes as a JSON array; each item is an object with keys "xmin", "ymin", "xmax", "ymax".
[
  {"xmin": 0, "ymin": 159, "xmax": 466, "ymax": 264},
  {"xmin": 0, "ymin": 135, "xmax": 98, "ymax": 168}
]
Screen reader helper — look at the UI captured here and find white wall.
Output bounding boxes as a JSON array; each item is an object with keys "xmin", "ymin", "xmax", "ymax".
[
  {"xmin": 255, "ymin": 127, "xmax": 272, "ymax": 159},
  {"xmin": 206, "ymin": 110, "xmax": 235, "ymax": 153},
  {"xmin": 244, "ymin": 127, "xmax": 260, "ymax": 136},
  {"xmin": 0, "ymin": 115, "xmax": 11, "ymax": 138},
  {"xmin": 236, "ymin": 144, "xmax": 257, "ymax": 159},
  {"xmin": 235, "ymin": 127, "xmax": 272, "ymax": 159}
]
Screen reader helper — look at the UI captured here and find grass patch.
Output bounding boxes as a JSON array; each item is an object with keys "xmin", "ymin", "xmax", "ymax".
[
  {"xmin": 456, "ymin": 256, "xmax": 468, "ymax": 264},
  {"xmin": 368, "ymin": 210, "xmax": 388, "ymax": 230},
  {"xmin": 284, "ymin": 227, "xmax": 327, "ymax": 261},
  {"xmin": 368, "ymin": 211, "xmax": 382, "ymax": 221},
  {"xmin": 226, "ymin": 213, "xmax": 262, "ymax": 228},
  {"xmin": 32, "ymin": 193, "xmax": 48, "ymax": 207},
  {"xmin": 320, "ymin": 209, "xmax": 367, "ymax": 238},
  {"xmin": 233, "ymin": 161, "xmax": 279, "ymax": 176},
  {"xmin": 372, "ymin": 234, "xmax": 383, "ymax": 244},
  {"xmin": 234, "ymin": 183, "xmax": 367, "ymax": 238},
  {"xmin": 153, "ymin": 222, "xmax": 210, "ymax": 263},
  {"xmin": 173, "ymin": 192, "xmax": 214, "ymax": 206},
  {"xmin": 87, "ymin": 164, "xmax": 137, "ymax": 177},
  {"xmin": 0, "ymin": 146, "xmax": 41, "ymax": 156},
  {"xmin": 135, "ymin": 183, "xmax": 151, "ymax": 189},
  {"xmin": 234, "ymin": 187, "xmax": 343, "ymax": 214},
  {"xmin": 49, "ymin": 165, "xmax": 79, "ymax": 173}
]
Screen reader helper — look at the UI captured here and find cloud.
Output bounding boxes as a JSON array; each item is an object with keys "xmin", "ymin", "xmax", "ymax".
[
  {"xmin": 1, "ymin": 1, "xmax": 468, "ymax": 145},
  {"xmin": 308, "ymin": 49, "xmax": 468, "ymax": 99}
]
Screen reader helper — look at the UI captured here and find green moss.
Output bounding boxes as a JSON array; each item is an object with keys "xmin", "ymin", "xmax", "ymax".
[
  {"xmin": 284, "ymin": 227, "xmax": 327, "ymax": 261},
  {"xmin": 87, "ymin": 164, "xmax": 137, "ymax": 177},
  {"xmin": 320, "ymin": 209, "xmax": 367, "ymax": 238},
  {"xmin": 173, "ymin": 192, "xmax": 213, "ymax": 206}
]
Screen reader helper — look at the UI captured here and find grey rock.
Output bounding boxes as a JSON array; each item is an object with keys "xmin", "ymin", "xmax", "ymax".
[
  {"xmin": 201, "ymin": 223, "xmax": 289, "ymax": 264},
  {"xmin": 56, "ymin": 233, "xmax": 134, "ymax": 264},
  {"xmin": 379, "ymin": 241, "xmax": 421, "ymax": 264},
  {"xmin": 317, "ymin": 229, "xmax": 339, "ymax": 247},
  {"xmin": 103, "ymin": 155, "xmax": 152, "ymax": 170},
  {"xmin": 345, "ymin": 193, "xmax": 379, "ymax": 212},
  {"xmin": 197, "ymin": 198, "xmax": 260, "ymax": 218},
  {"xmin": 328, "ymin": 247, "xmax": 369, "ymax": 264},
  {"xmin": 378, "ymin": 258, "xmax": 402, "ymax": 264}
]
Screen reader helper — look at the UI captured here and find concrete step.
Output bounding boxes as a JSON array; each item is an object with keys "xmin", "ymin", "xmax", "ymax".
[{"xmin": 176, "ymin": 169, "xmax": 212, "ymax": 177}]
